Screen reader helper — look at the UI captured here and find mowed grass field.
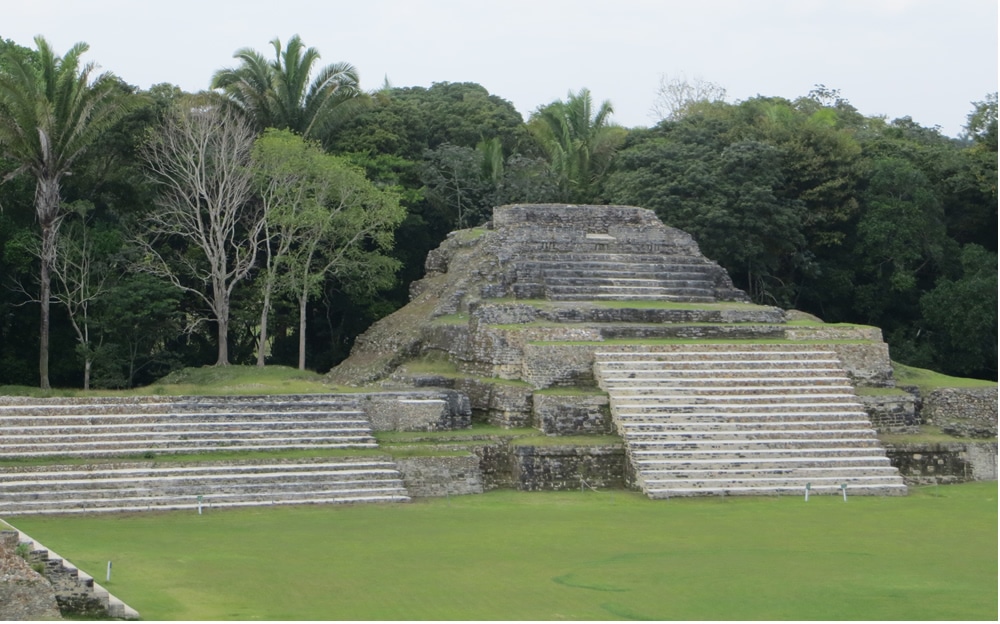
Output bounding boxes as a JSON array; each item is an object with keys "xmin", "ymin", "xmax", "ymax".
[{"xmin": 9, "ymin": 482, "xmax": 997, "ymax": 621}]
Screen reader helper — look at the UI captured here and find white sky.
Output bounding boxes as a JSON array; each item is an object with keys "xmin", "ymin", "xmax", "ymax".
[{"xmin": 4, "ymin": 0, "xmax": 997, "ymax": 137}]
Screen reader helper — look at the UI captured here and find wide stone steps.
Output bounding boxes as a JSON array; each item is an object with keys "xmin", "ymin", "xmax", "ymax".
[
  {"xmin": 620, "ymin": 419, "xmax": 874, "ymax": 431},
  {"xmin": 625, "ymin": 428, "xmax": 877, "ymax": 441},
  {"xmin": 645, "ymin": 483, "xmax": 905, "ymax": 498},
  {"xmin": 636, "ymin": 455, "xmax": 895, "ymax": 468},
  {"xmin": 0, "ymin": 459, "xmax": 411, "ymax": 515},
  {"xmin": 643, "ymin": 465, "xmax": 900, "ymax": 479},
  {"xmin": 542, "ymin": 269, "xmax": 711, "ymax": 281},
  {"xmin": 0, "ymin": 395, "xmax": 378, "ymax": 459},
  {"xmin": 546, "ymin": 284, "xmax": 715, "ymax": 298},
  {"xmin": 594, "ymin": 345, "xmax": 906, "ymax": 497},
  {"xmin": 551, "ymin": 292, "xmax": 717, "ymax": 303}
]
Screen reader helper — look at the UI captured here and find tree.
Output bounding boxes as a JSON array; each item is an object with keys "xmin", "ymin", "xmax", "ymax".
[
  {"xmin": 139, "ymin": 101, "xmax": 262, "ymax": 366},
  {"xmin": 251, "ymin": 129, "xmax": 404, "ymax": 369},
  {"xmin": 920, "ymin": 244, "xmax": 998, "ymax": 379},
  {"xmin": 211, "ymin": 35, "xmax": 364, "ymax": 141},
  {"xmin": 649, "ymin": 73, "xmax": 727, "ymax": 122},
  {"xmin": 49, "ymin": 204, "xmax": 119, "ymax": 389},
  {"xmin": 420, "ymin": 143, "xmax": 491, "ymax": 229},
  {"xmin": 529, "ymin": 88, "xmax": 625, "ymax": 203},
  {"xmin": 0, "ymin": 36, "xmax": 133, "ymax": 388}
]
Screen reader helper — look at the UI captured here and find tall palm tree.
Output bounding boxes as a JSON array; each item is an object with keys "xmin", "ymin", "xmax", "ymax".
[
  {"xmin": 0, "ymin": 36, "xmax": 132, "ymax": 389},
  {"xmin": 212, "ymin": 35, "xmax": 365, "ymax": 141},
  {"xmin": 529, "ymin": 88, "xmax": 625, "ymax": 203}
]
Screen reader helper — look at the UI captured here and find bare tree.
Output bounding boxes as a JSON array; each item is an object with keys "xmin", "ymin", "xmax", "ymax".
[
  {"xmin": 50, "ymin": 209, "xmax": 114, "ymax": 389},
  {"xmin": 138, "ymin": 101, "xmax": 262, "ymax": 366},
  {"xmin": 649, "ymin": 73, "xmax": 727, "ymax": 122}
]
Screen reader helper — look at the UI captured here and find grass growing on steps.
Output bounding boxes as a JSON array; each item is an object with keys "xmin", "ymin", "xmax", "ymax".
[{"xmin": 7, "ymin": 482, "xmax": 996, "ymax": 620}]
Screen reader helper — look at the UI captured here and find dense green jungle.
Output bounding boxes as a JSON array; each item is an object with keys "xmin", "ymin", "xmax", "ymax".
[{"xmin": 0, "ymin": 34, "xmax": 996, "ymax": 390}]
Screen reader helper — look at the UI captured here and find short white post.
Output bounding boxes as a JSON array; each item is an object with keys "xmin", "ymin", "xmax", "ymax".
[
  {"xmin": 106, "ymin": 560, "xmax": 112, "ymax": 583},
  {"xmin": 841, "ymin": 483, "xmax": 848, "ymax": 502},
  {"xmin": 805, "ymin": 483, "xmax": 811, "ymax": 501},
  {"xmin": 197, "ymin": 495, "xmax": 203, "ymax": 515}
]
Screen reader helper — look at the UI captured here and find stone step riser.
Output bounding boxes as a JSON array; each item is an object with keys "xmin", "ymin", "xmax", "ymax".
[
  {"xmin": 645, "ymin": 485, "xmax": 907, "ymax": 498},
  {"xmin": 633, "ymin": 449, "xmax": 889, "ymax": 461},
  {"xmin": 525, "ymin": 259, "xmax": 714, "ymax": 271},
  {"xmin": 0, "ymin": 496, "xmax": 412, "ymax": 516},
  {"xmin": 643, "ymin": 467, "xmax": 900, "ymax": 478},
  {"xmin": 636, "ymin": 460, "xmax": 893, "ymax": 471},
  {"xmin": 0, "ymin": 466, "xmax": 402, "ymax": 484},
  {"xmin": 547, "ymin": 284, "xmax": 715, "ymax": 295},
  {"xmin": 551, "ymin": 294, "xmax": 717, "ymax": 302},
  {"xmin": 604, "ymin": 372, "xmax": 852, "ymax": 380},
  {"xmin": 641, "ymin": 476, "xmax": 903, "ymax": 488},
  {"xmin": 607, "ymin": 387, "xmax": 857, "ymax": 396},
  {"xmin": 0, "ymin": 478, "xmax": 408, "ymax": 497},
  {"xmin": 596, "ymin": 351, "xmax": 839, "ymax": 359},
  {"xmin": 612, "ymin": 401, "xmax": 863, "ymax": 411},
  {"xmin": 0, "ymin": 493, "xmax": 412, "ymax": 515},
  {"xmin": 623, "ymin": 430, "xmax": 877, "ymax": 441},
  {"xmin": 0, "ymin": 401, "xmax": 362, "ymax": 413},
  {"xmin": 541, "ymin": 272, "xmax": 711, "ymax": 282},
  {"xmin": 627, "ymin": 439, "xmax": 883, "ymax": 450},
  {"xmin": 0, "ymin": 442, "xmax": 379, "ymax": 459},
  {"xmin": 620, "ymin": 421, "xmax": 873, "ymax": 431},
  {"xmin": 1, "ymin": 429, "xmax": 375, "ymax": 444},
  {"xmin": 612, "ymin": 392, "xmax": 860, "ymax": 409},
  {"xmin": 0, "ymin": 411, "xmax": 366, "ymax": 422}
]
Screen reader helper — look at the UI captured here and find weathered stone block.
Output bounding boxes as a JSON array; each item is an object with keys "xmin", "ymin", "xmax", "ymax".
[
  {"xmin": 533, "ymin": 393, "xmax": 612, "ymax": 435},
  {"xmin": 511, "ymin": 444, "xmax": 626, "ymax": 491},
  {"xmin": 858, "ymin": 393, "xmax": 918, "ymax": 432},
  {"xmin": 921, "ymin": 388, "xmax": 998, "ymax": 437},
  {"xmin": 395, "ymin": 456, "xmax": 484, "ymax": 497}
]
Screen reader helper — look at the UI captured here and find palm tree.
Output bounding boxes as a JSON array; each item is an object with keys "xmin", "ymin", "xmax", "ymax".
[
  {"xmin": 0, "ymin": 36, "xmax": 132, "ymax": 389},
  {"xmin": 211, "ymin": 35, "xmax": 365, "ymax": 141},
  {"xmin": 529, "ymin": 88, "xmax": 625, "ymax": 203}
]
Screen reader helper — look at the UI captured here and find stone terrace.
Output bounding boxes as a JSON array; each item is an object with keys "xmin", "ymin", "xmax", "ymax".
[{"xmin": 0, "ymin": 394, "xmax": 413, "ymax": 514}]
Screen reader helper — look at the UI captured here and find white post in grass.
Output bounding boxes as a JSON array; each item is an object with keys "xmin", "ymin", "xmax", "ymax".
[
  {"xmin": 804, "ymin": 482, "xmax": 811, "ymax": 501},
  {"xmin": 106, "ymin": 560, "xmax": 112, "ymax": 583},
  {"xmin": 841, "ymin": 483, "xmax": 848, "ymax": 502},
  {"xmin": 198, "ymin": 495, "xmax": 203, "ymax": 515}
]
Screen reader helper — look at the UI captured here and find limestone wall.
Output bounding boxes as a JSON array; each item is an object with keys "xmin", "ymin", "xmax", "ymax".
[
  {"xmin": 858, "ymin": 393, "xmax": 918, "ymax": 432},
  {"xmin": 510, "ymin": 445, "xmax": 627, "ymax": 491},
  {"xmin": 532, "ymin": 393, "xmax": 612, "ymax": 435},
  {"xmin": 886, "ymin": 442, "xmax": 998, "ymax": 485},
  {"xmin": 395, "ymin": 456, "xmax": 484, "ymax": 497},
  {"xmin": 361, "ymin": 390, "xmax": 471, "ymax": 432},
  {"xmin": 920, "ymin": 388, "xmax": 998, "ymax": 437}
]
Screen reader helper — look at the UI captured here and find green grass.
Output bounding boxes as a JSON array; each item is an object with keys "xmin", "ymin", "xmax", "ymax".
[
  {"xmin": 7, "ymin": 482, "xmax": 996, "ymax": 620},
  {"xmin": 0, "ymin": 365, "xmax": 351, "ymax": 398},
  {"xmin": 892, "ymin": 362, "xmax": 998, "ymax": 391},
  {"xmin": 880, "ymin": 425, "xmax": 994, "ymax": 445}
]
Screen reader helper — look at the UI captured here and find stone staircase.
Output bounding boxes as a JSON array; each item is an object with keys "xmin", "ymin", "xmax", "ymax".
[
  {"xmin": 594, "ymin": 345, "xmax": 907, "ymax": 497},
  {"xmin": 0, "ymin": 395, "xmax": 377, "ymax": 458},
  {"xmin": 0, "ymin": 458, "xmax": 410, "ymax": 515},
  {"xmin": 0, "ymin": 395, "xmax": 411, "ymax": 514},
  {"xmin": 517, "ymin": 252, "xmax": 721, "ymax": 302}
]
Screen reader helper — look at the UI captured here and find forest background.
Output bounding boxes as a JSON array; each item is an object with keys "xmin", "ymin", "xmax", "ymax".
[{"xmin": 0, "ymin": 34, "xmax": 995, "ymax": 390}]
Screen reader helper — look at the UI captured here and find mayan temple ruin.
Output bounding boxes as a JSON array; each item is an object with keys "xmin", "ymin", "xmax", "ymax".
[
  {"xmin": 330, "ymin": 203, "xmax": 913, "ymax": 497},
  {"xmin": 4, "ymin": 202, "xmax": 997, "ymax": 539}
]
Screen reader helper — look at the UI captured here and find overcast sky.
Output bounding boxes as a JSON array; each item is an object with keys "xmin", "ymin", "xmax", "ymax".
[{"xmin": 4, "ymin": 0, "xmax": 997, "ymax": 137}]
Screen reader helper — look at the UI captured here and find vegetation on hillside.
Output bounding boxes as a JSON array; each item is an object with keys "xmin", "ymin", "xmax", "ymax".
[{"xmin": 0, "ymin": 36, "xmax": 995, "ymax": 389}]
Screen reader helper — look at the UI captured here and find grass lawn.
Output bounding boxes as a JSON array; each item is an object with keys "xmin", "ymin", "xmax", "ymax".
[{"xmin": 7, "ymin": 482, "xmax": 996, "ymax": 621}]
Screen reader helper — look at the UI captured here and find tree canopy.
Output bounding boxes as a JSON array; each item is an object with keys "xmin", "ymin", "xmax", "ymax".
[{"xmin": 0, "ymin": 32, "xmax": 994, "ymax": 386}]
